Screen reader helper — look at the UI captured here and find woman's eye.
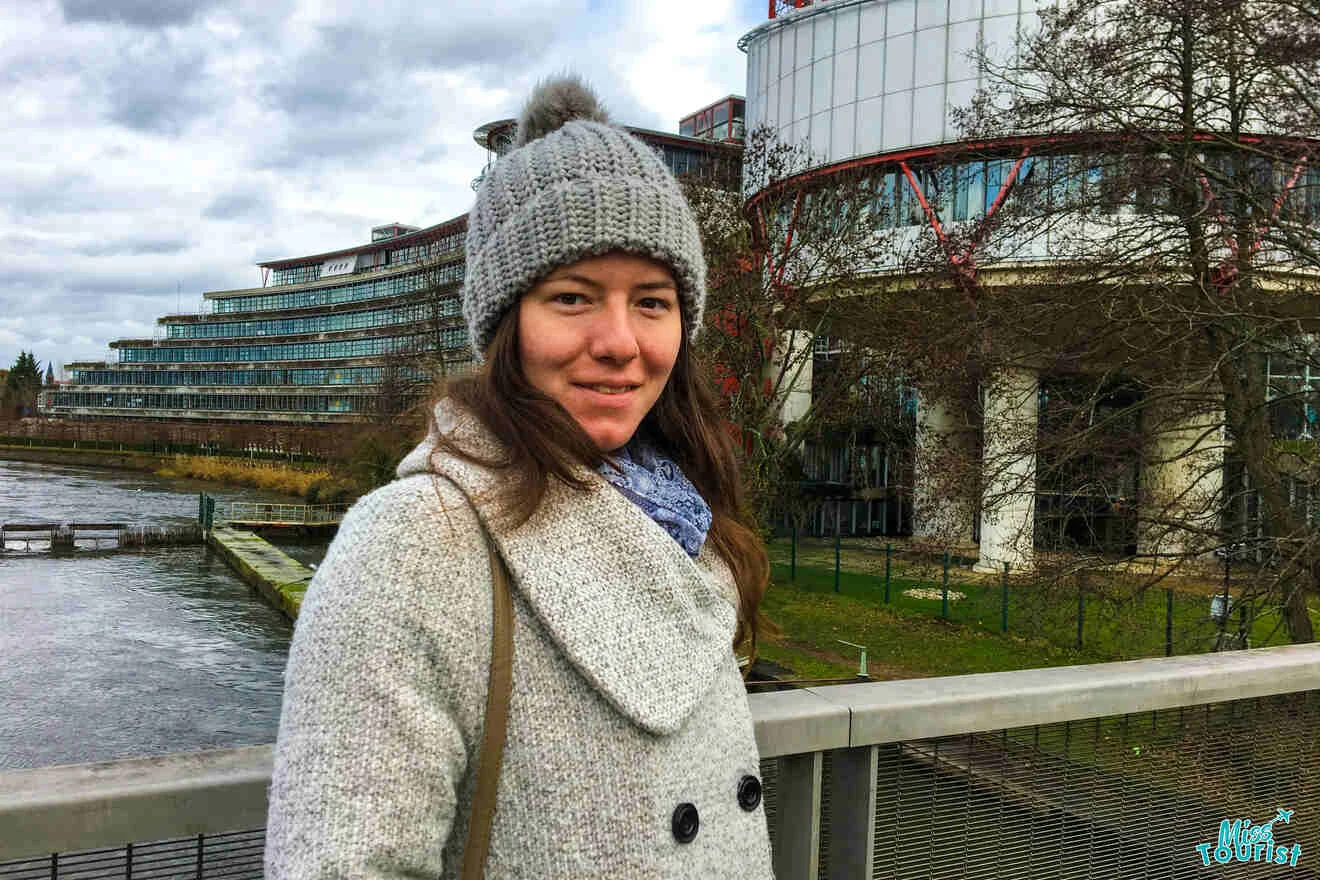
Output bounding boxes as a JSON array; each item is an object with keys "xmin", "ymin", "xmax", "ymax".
[
  {"xmin": 553, "ymin": 292, "xmax": 586, "ymax": 306},
  {"xmin": 639, "ymin": 297, "xmax": 673, "ymax": 311}
]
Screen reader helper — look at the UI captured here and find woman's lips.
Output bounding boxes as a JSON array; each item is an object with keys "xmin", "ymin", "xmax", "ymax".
[{"xmin": 574, "ymin": 383, "xmax": 640, "ymax": 406}]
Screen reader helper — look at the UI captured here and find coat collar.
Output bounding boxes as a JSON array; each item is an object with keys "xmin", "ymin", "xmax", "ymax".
[{"xmin": 397, "ymin": 401, "xmax": 739, "ymax": 736}]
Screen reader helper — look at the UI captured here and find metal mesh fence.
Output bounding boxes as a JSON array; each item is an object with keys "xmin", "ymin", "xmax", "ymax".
[
  {"xmin": 7, "ymin": 691, "xmax": 1315, "ymax": 880},
  {"xmin": 867, "ymin": 691, "xmax": 1319, "ymax": 879},
  {"xmin": 0, "ymin": 831, "xmax": 263, "ymax": 880},
  {"xmin": 764, "ymin": 690, "xmax": 1318, "ymax": 879}
]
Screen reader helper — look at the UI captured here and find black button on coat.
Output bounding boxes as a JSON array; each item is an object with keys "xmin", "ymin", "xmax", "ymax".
[
  {"xmin": 672, "ymin": 803, "xmax": 700, "ymax": 843},
  {"xmin": 737, "ymin": 775, "xmax": 762, "ymax": 811}
]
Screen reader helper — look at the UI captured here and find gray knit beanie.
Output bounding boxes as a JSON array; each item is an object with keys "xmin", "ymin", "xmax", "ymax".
[{"xmin": 462, "ymin": 75, "xmax": 707, "ymax": 362}]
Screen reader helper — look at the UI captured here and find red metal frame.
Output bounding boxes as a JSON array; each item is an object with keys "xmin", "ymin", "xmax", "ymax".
[
  {"xmin": 745, "ymin": 131, "xmax": 1319, "ymax": 215},
  {"xmin": 746, "ymin": 132, "xmax": 1320, "ymax": 301},
  {"xmin": 768, "ymin": 0, "xmax": 809, "ymax": 19},
  {"xmin": 1199, "ymin": 153, "xmax": 1310, "ymax": 292},
  {"xmin": 899, "ymin": 146, "xmax": 1030, "ymax": 294}
]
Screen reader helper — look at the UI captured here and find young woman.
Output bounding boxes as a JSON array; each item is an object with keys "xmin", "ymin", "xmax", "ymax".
[{"xmin": 266, "ymin": 76, "xmax": 773, "ymax": 879}]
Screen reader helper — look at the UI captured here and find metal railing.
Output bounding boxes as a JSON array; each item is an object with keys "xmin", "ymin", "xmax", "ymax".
[
  {"xmin": 216, "ymin": 502, "xmax": 349, "ymax": 526},
  {"xmin": 2, "ymin": 645, "xmax": 1317, "ymax": 878}
]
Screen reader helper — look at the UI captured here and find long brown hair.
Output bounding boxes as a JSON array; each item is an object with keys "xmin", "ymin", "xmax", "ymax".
[{"xmin": 428, "ymin": 301, "xmax": 770, "ymax": 657}]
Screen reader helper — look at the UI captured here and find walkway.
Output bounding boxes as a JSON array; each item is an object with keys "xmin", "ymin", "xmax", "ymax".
[{"xmin": 206, "ymin": 526, "xmax": 312, "ymax": 620}]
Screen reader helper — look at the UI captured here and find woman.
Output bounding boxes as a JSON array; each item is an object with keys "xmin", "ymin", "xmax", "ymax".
[{"xmin": 265, "ymin": 76, "xmax": 774, "ymax": 879}]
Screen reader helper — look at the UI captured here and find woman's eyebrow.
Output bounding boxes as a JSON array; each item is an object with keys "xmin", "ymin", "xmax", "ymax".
[{"xmin": 546, "ymin": 273, "xmax": 676, "ymax": 291}]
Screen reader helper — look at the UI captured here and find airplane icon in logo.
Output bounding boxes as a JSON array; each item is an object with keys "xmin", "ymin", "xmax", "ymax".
[{"xmin": 1275, "ymin": 808, "xmax": 1294, "ymax": 825}]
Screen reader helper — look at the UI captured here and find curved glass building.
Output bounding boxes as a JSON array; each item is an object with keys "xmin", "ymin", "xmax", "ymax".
[{"xmin": 740, "ymin": 0, "xmax": 1320, "ymax": 569}]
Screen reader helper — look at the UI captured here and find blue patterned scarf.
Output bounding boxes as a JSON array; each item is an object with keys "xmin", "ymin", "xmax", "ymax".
[{"xmin": 598, "ymin": 442, "xmax": 712, "ymax": 557}]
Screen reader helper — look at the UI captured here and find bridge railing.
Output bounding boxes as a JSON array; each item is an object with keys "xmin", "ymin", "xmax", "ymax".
[
  {"xmin": 217, "ymin": 502, "xmax": 350, "ymax": 525},
  {"xmin": 2, "ymin": 645, "xmax": 1317, "ymax": 879}
]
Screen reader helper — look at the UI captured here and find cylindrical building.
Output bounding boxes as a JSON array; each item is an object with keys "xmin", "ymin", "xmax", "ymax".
[{"xmin": 738, "ymin": 0, "xmax": 1234, "ymax": 569}]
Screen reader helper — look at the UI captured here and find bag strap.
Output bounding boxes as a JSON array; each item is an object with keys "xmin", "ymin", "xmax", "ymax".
[
  {"xmin": 462, "ymin": 532, "xmax": 514, "ymax": 880},
  {"xmin": 431, "ymin": 473, "xmax": 515, "ymax": 880}
]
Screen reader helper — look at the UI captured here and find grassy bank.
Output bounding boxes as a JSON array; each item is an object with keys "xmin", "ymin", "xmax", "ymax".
[
  {"xmin": 758, "ymin": 580, "xmax": 1094, "ymax": 681},
  {"xmin": 155, "ymin": 455, "xmax": 359, "ymax": 503},
  {"xmin": 759, "ymin": 557, "xmax": 1320, "ymax": 681}
]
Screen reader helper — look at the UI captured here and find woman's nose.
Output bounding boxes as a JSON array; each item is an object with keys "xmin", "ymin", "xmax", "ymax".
[{"xmin": 588, "ymin": 301, "xmax": 640, "ymax": 362}]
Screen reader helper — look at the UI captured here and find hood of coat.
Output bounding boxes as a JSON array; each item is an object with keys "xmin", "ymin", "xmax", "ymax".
[{"xmin": 396, "ymin": 399, "xmax": 739, "ymax": 737}]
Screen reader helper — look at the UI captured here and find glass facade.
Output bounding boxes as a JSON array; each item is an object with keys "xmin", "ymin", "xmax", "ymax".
[
  {"xmin": 271, "ymin": 264, "xmax": 321, "ymax": 286},
  {"xmin": 168, "ymin": 300, "xmax": 459, "ymax": 339},
  {"xmin": 268, "ymin": 232, "xmax": 465, "ymax": 287},
  {"xmin": 44, "ymin": 391, "xmax": 379, "ymax": 414},
  {"xmin": 119, "ymin": 329, "xmax": 468, "ymax": 364},
  {"xmin": 745, "ymin": 0, "xmax": 1032, "ymax": 161},
  {"xmin": 215, "ymin": 263, "xmax": 464, "ymax": 314},
  {"xmin": 70, "ymin": 366, "xmax": 421, "ymax": 387}
]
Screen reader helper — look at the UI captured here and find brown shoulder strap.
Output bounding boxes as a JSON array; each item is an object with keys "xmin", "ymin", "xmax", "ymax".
[{"xmin": 461, "ymin": 527, "xmax": 514, "ymax": 880}]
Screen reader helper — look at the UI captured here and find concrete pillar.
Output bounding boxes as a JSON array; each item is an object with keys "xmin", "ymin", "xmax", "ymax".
[
  {"xmin": 974, "ymin": 368, "xmax": 1039, "ymax": 573},
  {"xmin": 1137, "ymin": 396, "xmax": 1224, "ymax": 562},
  {"xmin": 766, "ymin": 330, "xmax": 813, "ymax": 425},
  {"xmin": 913, "ymin": 394, "xmax": 975, "ymax": 545}
]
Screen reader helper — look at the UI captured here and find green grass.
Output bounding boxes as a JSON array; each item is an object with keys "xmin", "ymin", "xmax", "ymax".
[
  {"xmin": 760, "ymin": 580, "xmax": 1096, "ymax": 681},
  {"xmin": 759, "ymin": 538, "xmax": 1320, "ymax": 680}
]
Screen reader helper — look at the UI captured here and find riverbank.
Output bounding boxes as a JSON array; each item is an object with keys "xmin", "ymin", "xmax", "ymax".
[
  {"xmin": 156, "ymin": 455, "xmax": 357, "ymax": 502},
  {"xmin": 0, "ymin": 444, "xmax": 168, "ymax": 473},
  {"xmin": 0, "ymin": 444, "xmax": 360, "ymax": 503}
]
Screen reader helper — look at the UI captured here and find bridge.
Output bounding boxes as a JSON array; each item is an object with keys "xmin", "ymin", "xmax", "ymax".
[
  {"xmin": 1, "ymin": 644, "xmax": 1316, "ymax": 879},
  {"xmin": 201, "ymin": 497, "xmax": 349, "ymax": 529}
]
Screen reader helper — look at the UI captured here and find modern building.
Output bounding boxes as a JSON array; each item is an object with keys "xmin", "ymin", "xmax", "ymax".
[
  {"xmin": 41, "ymin": 109, "xmax": 742, "ymax": 425},
  {"xmin": 738, "ymin": 0, "xmax": 1319, "ymax": 570}
]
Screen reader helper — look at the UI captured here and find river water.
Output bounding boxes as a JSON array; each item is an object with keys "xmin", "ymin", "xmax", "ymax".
[{"xmin": 0, "ymin": 460, "xmax": 324, "ymax": 770}]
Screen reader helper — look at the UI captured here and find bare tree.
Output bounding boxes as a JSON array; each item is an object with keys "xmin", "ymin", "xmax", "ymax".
[
  {"xmin": 861, "ymin": 0, "xmax": 1320, "ymax": 641},
  {"xmin": 685, "ymin": 126, "xmax": 904, "ymax": 530}
]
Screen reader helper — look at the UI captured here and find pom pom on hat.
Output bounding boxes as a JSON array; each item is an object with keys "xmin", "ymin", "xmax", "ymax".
[{"xmin": 515, "ymin": 75, "xmax": 611, "ymax": 147}]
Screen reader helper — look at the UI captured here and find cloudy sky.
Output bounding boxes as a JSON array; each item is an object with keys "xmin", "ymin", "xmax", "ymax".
[{"xmin": 1, "ymin": 0, "xmax": 761, "ymax": 375}]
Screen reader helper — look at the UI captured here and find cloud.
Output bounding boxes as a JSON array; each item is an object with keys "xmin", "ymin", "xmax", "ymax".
[
  {"xmin": 93, "ymin": 32, "xmax": 217, "ymax": 135},
  {"xmin": 0, "ymin": 0, "xmax": 752, "ymax": 373},
  {"xmin": 60, "ymin": 0, "xmax": 227, "ymax": 29},
  {"xmin": 74, "ymin": 238, "xmax": 192, "ymax": 257},
  {"xmin": 202, "ymin": 187, "xmax": 272, "ymax": 221}
]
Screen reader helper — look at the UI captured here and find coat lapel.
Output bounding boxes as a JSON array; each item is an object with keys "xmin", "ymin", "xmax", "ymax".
[{"xmin": 399, "ymin": 403, "xmax": 739, "ymax": 737}]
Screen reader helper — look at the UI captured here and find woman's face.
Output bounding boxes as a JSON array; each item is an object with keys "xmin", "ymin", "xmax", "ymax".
[{"xmin": 518, "ymin": 252, "xmax": 683, "ymax": 452}]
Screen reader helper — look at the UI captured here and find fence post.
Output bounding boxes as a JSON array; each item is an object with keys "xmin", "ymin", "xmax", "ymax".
[
  {"xmin": 1165, "ymin": 588, "xmax": 1174, "ymax": 657},
  {"xmin": 834, "ymin": 530, "xmax": 841, "ymax": 593},
  {"xmin": 1001, "ymin": 562, "xmax": 1009, "ymax": 632},
  {"xmin": 772, "ymin": 752, "xmax": 823, "ymax": 880},
  {"xmin": 884, "ymin": 543, "xmax": 892, "ymax": 603},
  {"xmin": 941, "ymin": 551, "xmax": 950, "ymax": 619},
  {"xmin": 791, "ymin": 525, "xmax": 797, "ymax": 583}
]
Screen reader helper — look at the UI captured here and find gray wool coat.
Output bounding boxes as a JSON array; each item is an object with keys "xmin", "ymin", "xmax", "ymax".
[{"xmin": 265, "ymin": 402, "xmax": 775, "ymax": 879}]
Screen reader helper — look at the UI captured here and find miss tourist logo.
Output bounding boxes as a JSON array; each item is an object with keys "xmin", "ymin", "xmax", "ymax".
[{"xmin": 1195, "ymin": 808, "xmax": 1302, "ymax": 867}]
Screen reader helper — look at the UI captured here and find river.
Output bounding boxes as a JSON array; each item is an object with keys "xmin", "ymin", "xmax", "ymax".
[{"xmin": 0, "ymin": 459, "xmax": 325, "ymax": 770}]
